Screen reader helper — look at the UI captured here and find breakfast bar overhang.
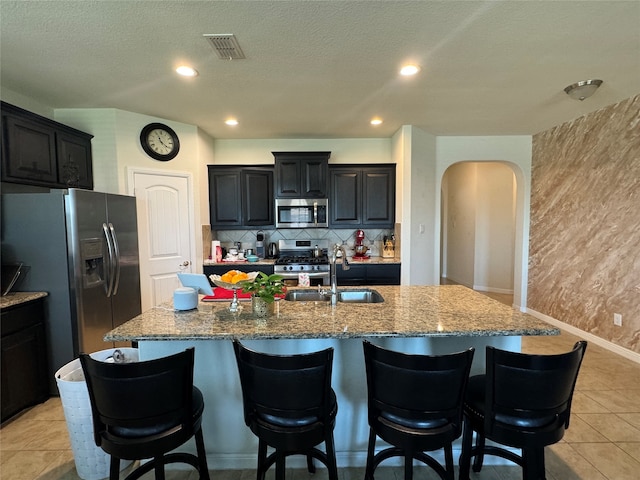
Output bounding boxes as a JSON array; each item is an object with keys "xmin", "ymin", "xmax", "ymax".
[{"xmin": 105, "ymin": 285, "xmax": 558, "ymax": 469}]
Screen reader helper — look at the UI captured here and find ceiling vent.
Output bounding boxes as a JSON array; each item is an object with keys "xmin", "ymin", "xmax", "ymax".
[{"xmin": 203, "ymin": 34, "xmax": 246, "ymax": 60}]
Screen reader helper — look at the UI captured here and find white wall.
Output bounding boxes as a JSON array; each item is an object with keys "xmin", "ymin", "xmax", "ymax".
[
  {"xmin": 443, "ymin": 162, "xmax": 477, "ymax": 287},
  {"xmin": 474, "ymin": 163, "xmax": 515, "ymax": 293},
  {"xmin": 212, "ymin": 138, "xmax": 391, "ymax": 165}
]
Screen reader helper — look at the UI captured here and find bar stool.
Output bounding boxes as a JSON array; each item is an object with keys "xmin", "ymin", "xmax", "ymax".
[
  {"xmin": 79, "ymin": 347, "xmax": 210, "ymax": 480},
  {"xmin": 459, "ymin": 341, "xmax": 587, "ymax": 480},
  {"xmin": 363, "ymin": 340, "xmax": 475, "ymax": 480},
  {"xmin": 232, "ymin": 339, "xmax": 338, "ymax": 480}
]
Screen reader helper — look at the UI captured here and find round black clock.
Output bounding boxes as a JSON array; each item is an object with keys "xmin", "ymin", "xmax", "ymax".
[{"xmin": 140, "ymin": 123, "xmax": 180, "ymax": 161}]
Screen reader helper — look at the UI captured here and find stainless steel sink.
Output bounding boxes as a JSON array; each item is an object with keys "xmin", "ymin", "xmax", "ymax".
[
  {"xmin": 337, "ymin": 289, "xmax": 384, "ymax": 303},
  {"xmin": 284, "ymin": 290, "xmax": 331, "ymax": 302},
  {"xmin": 284, "ymin": 288, "xmax": 384, "ymax": 303}
]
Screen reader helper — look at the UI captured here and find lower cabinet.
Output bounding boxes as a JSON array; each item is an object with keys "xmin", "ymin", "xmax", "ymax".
[
  {"xmin": 1, "ymin": 298, "xmax": 49, "ymax": 422},
  {"xmin": 337, "ymin": 263, "xmax": 401, "ymax": 286}
]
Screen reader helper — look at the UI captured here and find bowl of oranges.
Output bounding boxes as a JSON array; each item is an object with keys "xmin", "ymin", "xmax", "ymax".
[{"xmin": 210, "ymin": 270, "xmax": 259, "ymax": 290}]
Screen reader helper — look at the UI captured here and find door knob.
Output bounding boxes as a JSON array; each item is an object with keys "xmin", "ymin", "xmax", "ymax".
[{"xmin": 180, "ymin": 261, "xmax": 191, "ymax": 267}]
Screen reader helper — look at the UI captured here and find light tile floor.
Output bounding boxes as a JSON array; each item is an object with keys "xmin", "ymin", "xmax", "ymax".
[{"xmin": 2, "ymin": 291, "xmax": 639, "ymax": 479}]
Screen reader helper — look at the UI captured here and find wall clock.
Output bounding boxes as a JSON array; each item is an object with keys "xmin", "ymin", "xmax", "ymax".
[{"xmin": 139, "ymin": 123, "xmax": 180, "ymax": 161}]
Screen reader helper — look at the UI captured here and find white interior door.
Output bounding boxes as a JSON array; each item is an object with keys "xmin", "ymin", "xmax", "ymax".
[{"xmin": 129, "ymin": 170, "xmax": 194, "ymax": 311}]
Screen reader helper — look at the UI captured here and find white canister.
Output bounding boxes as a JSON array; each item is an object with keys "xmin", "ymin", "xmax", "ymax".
[{"xmin": 174, "ymin": 287, "xmax": 198, "ymax": 310}]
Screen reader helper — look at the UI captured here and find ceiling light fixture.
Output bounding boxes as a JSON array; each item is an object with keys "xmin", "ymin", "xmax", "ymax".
[
  {"xmin": 564, "ymin": 79, "xmax": 603, "ymax": 101},
  {"xmin": 225, "ymin": 119, "xmax": 239, "ymax": 126},
  {"xmin": 400, "ymin": 64, "xmax": 421, "ymax": 76},
  {"xmin": 176, "ymin": 65, "xmax": 198, "ymax": 77},
  {"xmin": 370, "ymin": 118, "xmax": 383, "ymax": 126}
]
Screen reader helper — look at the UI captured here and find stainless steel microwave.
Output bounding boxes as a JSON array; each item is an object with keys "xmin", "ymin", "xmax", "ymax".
[{"xmin": 275, "ymin": 198, "xmax": 328, "ymax": 228}]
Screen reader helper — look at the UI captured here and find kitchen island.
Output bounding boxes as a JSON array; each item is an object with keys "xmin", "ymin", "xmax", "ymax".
[{"xmin": 105, "ymin": 285, "xmax": 557, "ymax": 469}]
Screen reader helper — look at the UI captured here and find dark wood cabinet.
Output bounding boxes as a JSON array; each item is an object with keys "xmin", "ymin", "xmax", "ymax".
[
  {"xmin": 337, "ymin": 263, "xmax": 401, "ymax": 286},
  {"xmin": 329, "ymin": 164, "xmax": 396, "ymax": 228},
  {"xmin": 208, "ymin": 165, "xmax": 274, "ymax": 229},
  {"xmin": 1, "ymin": 101, "xmax": 93, "ymax": 189},
  {"xmin": 273, "ymin": 151, "xmax": 330, "ymax": 198},
  {"xmin": 1, "ymin": 298, "xmax": 49, "ymax": 422}
]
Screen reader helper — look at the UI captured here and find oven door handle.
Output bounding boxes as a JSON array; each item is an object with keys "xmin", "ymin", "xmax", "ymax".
[{"xmin": 276, "ymin": 271, "xmax": 329, "ymax": 279}]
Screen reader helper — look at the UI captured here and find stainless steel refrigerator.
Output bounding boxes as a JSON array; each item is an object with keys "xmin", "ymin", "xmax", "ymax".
[{"xmin": 1, "ymin": 189, "xmax": 141, "ymax": 393}]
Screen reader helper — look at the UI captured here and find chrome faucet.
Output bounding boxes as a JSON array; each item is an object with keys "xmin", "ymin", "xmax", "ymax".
[{"xmin": 329, "ymin": 243, "xmax": 350, "ymax": 304}]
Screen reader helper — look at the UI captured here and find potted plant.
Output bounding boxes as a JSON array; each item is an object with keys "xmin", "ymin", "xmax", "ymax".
[{"xmin": 241, "ymin": 272, "xmax": 285, "ymax": 316}]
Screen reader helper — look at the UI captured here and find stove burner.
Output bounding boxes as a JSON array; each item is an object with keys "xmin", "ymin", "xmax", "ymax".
[{"xmin": 275, "ymin": 255, "xmax": 329, "ymax": 265}]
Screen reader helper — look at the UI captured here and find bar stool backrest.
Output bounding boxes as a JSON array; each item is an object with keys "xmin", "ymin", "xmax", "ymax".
[
  {"xmin": 485, "ymin": 340, "xmax": 587, "ymax": 438},
  {"xmin": 80, "ymin": 348, "xmax": 195, "ymax": 446},
  {"xmin": 233, "ymin": 341, "xmax": 334, "ymax": 427}
]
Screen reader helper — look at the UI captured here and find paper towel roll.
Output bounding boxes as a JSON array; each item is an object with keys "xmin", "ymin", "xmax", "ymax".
[{"xmin": 212, "ymin": 241, "xmax": 222, "ymax": 262}]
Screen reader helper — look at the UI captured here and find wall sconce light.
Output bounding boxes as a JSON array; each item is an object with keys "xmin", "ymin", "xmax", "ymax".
[{"xmin": 564, "ymin": 79, "xmax": 603, "ymax": 101}]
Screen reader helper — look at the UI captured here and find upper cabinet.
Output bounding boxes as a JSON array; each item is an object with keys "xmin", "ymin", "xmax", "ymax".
[
  {"xmin": 329, "ymin": 164, "xmax": 396, "ymax": 228},
  {"xmin": 208, "ymin": 165, "xmax": 274, "ymax": 229},
  {"xmin": 273, "ymin": 151, "xmax": 330, "ymax": 198},
  {"xmin": 1, "ymin": 102, "xmax": 93, "ymax": 189}
]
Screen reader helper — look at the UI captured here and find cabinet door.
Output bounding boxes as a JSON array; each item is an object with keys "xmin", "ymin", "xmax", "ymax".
[
  {"xmin": 362, "ymin": 167, "xmax": 395, "ymax": 226},
  {"xmin": 366, "ymin": 264, "xmax": 401, "ymax": 285},
  {"xmin": 274, "ymin": 152, "xmax": 329, "ymax": 198},
  {"xmin": 330, "ymin": 169, "xmax": 361, "ymax": 226},
  {"xmin": 336, "ymin": 264, "xmax": 367, "ymax": 286},
  {"xmin": 209, "ymin": 167, "xmax": 243, "ymax": 227},
  {"xmin": 2, "ymin": 115, "xmax": 57, "ymax": 185},
  {"xmin": 1, "ymin": 325, "xmax": 48, "ymax": 422},
  {"xmin": 275, "ymin": 158, "xmax": 301, "ymax": 197},
  {"xmin": 301, "ymin": 158, "xmax": 328, "ymax": 197},
  {"xmin": 243, "ymin": 169, "xmax": 274, "ymax": 226},
  {"xmin": 56, "ymin": 130, "xmax": 94, "ymax": 189}
]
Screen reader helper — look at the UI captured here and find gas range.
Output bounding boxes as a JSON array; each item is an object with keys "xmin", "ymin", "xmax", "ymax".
[{"xmin": 274, "ymin": 239, "xmax": 330, "ymax": 285}]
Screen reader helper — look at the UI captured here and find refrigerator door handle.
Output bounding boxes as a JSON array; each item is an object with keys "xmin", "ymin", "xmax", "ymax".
[
  {"xmin": 103, "ymin": 223, "xmax": 116, "ymax": 297},
  {"xmin": 108, "ymin": 223, "xmax": 122, "ymax": 296}
]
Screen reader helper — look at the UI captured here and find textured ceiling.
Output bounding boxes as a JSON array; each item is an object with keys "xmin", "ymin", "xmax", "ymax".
[{"xmin": 1, "ymin": 1, "xmax": 639, "ymax": 139}]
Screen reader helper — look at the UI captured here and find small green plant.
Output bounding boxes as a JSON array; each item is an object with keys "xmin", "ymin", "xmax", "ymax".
[{"xmin": 241, "ymin": 272, "xmax": 285, "ymax": 303}]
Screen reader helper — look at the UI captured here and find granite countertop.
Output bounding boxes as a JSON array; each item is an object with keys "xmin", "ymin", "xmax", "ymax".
[
  {"xmin": 0, "ymin": 292, "xmax": 48, "ymax": 309},
  {"xmin": 203, "ymin": 256, "xmax": 401, "ymax": 266},
  {"xmin": 105, "ymin": 285, "xmax": 557, "ymax": 342}
]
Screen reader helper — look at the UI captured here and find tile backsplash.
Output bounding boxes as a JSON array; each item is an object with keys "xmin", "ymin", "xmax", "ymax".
[{"xmin": 206, "ymin": 226, "xmax": 399, "ymax": 258}]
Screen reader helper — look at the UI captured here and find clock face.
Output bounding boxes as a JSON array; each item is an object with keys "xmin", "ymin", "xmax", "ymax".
[{"xmin": 140, "ymin": 123, "xmax": 180, "ymax": 160}]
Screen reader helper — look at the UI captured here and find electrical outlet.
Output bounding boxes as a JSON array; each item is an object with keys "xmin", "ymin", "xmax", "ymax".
[{"xmin": 613, "ymin": 313, "xmax": 622, "ymax": 327}]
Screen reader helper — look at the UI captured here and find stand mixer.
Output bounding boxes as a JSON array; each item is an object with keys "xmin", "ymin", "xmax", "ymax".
[{"xmin": 353, "ymin": 229, "xmax": 369, "ymax": 258}]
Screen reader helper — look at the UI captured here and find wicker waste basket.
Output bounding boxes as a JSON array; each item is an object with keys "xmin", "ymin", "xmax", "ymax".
[{"xmin": 55, "ymin": 347, "xmax": 138, "ymax": 480}]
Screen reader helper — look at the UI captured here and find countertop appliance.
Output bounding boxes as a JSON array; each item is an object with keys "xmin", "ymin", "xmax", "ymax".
[
  {"xmin": 274, "ymin": 239, "xmax": 330, "ymax": 286},
  {"xmin": 2, "ymin": 189, "xmax": 141, "ymax": 393},
  {"xmin": 268, "ymin": 242, "xmax": 279, "ymax": 258},
  {"xmin": 275, "ymin": 198, "xmax": 328, "ymax": 228}
]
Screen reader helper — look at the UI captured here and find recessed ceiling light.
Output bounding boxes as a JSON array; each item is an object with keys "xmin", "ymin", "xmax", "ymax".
[
  {"xmin": 370, "ymin": 118, "xmax": 383, "ymax": 126},
  {"xmin": 176, "ymin": 65, "xmax": 198, "ymax": 77},
  {"xmin": 225, "ymin": 118, "xmax": 239, "ymax": 126},
  {"xmin": 400, "ymin": 64, "xmax": 421, "ymax": 76}
]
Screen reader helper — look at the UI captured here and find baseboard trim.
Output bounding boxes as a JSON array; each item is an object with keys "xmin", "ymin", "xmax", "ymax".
[
  {"xmin": 473, "ymin": 285, "xmax": 514, "ymax": 295},
  {"xmin": 526, "ymin": 308, "xmax": 640, "ymax": 365}
]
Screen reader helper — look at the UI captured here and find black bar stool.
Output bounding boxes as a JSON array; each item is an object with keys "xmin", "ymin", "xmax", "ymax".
[
  {"xmin": 459, "ymin": 340, "xmax": 587, "ymax": 480},
  {"xmin": 232, "ymin": 339, "xmax": 338, "ymax": 480},
  {"xmin": 79, "ymin": 347, "xmax": 210, "ymax": 480},
  {"xmin": 363, "ymin": 340, "xmax": 475, "ymax": 480}
]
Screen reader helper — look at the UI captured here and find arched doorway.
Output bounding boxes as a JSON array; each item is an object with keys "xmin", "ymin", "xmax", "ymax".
[{"xmin": 440, "ymin": 161, "xmax": 517, "ymax": 305}]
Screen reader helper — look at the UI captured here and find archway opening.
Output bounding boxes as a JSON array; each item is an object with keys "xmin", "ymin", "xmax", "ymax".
[{"xmin": 440, "ymin": 161, "xmax": 517, "ymax": 305}]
